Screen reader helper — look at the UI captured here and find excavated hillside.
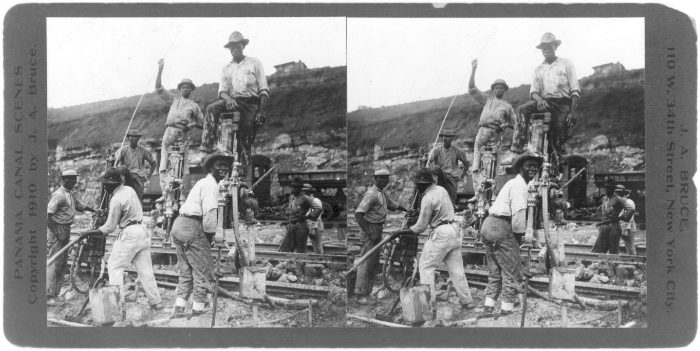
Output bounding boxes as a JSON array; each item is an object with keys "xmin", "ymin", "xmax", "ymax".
[
  {"xmin": 47, "ymin": 66, "xmax": 347, "ymax": 150},
  {"xmin": 348, "ymin": 69, "xmax": 644, "ymax": 152}
]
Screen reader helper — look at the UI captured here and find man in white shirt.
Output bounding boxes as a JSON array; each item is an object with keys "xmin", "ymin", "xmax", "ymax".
[
  {"xmin": 169, "ymin": 151, "xmax": 233, "ymax": 316},
  {"xmin": 201, "ymin": 31, "xmax": 270, "ymax": 176},
  {"xmin": 479, "ymin": 153, "xmax": 542, "ymax": 317},
  {"xmin": 83, "ymin": 168, "xmax": 163, "ymax": 310},
  {"xmin": 512, "ymin": 33, "xmax": 580, "ymax": 173},
  {"xmin": 617, "ymin": 186, "xmax": 637, "ymax": 255}
]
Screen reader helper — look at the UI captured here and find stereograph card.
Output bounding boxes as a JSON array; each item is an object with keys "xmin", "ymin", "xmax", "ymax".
[{"xmin": 2, "ymin": 2, "xmax": 697, "ymax": 348}]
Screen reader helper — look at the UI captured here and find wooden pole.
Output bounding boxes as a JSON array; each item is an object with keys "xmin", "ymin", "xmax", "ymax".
[
  {"xmin": 308, "ymin": 300, "xmax": 314, "ymax": 327},
  {"xmin": 47, "ymin": 318, "xmax": 93, "ymax": 327},
  {"xmin": 347, "ymin": 314, "xmax": 410, "ymax": 328},
  {"xmin": 561, "ymin": 305, "xmax": 568, "ymax": 327},
  {"xmin": 252, "ymin": 303, "xmax": 259, "ymax": 327}
]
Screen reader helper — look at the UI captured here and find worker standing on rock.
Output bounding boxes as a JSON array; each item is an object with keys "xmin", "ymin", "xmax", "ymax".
[
  {"xmin": 170, "ymin": 151, "xmax": 233, "ymax": 316},
  {"xmin": 155, "ymin": 58, "xmax": 204, "ymax": 193},
  {"xmin": 618, "ymin": 186, "xmax": 637, "ymax": 255},
  {"xmin": 46, "ymin": 169, "xmax": 96, "ymax": 305},
  {"xmin": 279, "ymin": 177, "xmax": 322, "ymax": 253},
  {"xmin": 511, "ymin": 32, "xmax": 580, "ymax": 173},
  {"xmin": 114, "ymin": 129, "xmax": 157, "ymax": 201},
  {"xmin": 82, "ymin": 168, "xmax": 163, "ymax": 310},
  {"xmin": 353, "ymin": 169, "xmax": 409, "ymax": 303},
  {"xmin": 467, "ymin": 58, "xmax": 516, "ymax": 184},
  {"xmin": 303, "ymin": 183, "xmax": 325, "ymax": 254},
  {"xmin": 397, "ymin": 168, "xmax": 475, "ymax": 310},
  {"xmin": 592, "ymin": 180, "xmax": 626, "ymax": 254},
  {"xmin": 427, "ymin": 130, "xmax": 470, "ymax": 206},
  {"xmin": 201, "ymin": 31, "xmax": 270, "ymax": 176},
  {"xmin": 479, "ymin": 153, "xmax": 542, "ymax": 318}
]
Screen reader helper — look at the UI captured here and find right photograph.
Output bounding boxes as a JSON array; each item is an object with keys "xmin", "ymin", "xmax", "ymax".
[{"xmin": 346, "ymin": 17, "xmax": 646, "ymax": 328}]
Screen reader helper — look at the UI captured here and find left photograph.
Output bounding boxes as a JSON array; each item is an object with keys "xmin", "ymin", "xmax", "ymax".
[{"xmin": 46, "ymin": 17, "xmax": 347, "ymax": 327}]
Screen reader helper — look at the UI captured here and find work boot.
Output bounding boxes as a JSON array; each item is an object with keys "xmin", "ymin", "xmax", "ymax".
[
  {"xmin": 191, "ymin": 309, "xmax": 207, "ymax": 316},
  {"xmin": 461, "ymin": 302, "xmax": 476, "ymax": 311},
  {"xmin": 497, "ymin": 309, "xmax": 514, "ymax": 319},
  {"xmin": 479, "ymin": 306, "xmax": 495, "ymax": 318},
  {"xmin": 150, "ymin": 302, "xmax": 164, "ymax": 311},
  {"xmin": 171, "ymin": 306, "xmax": 188, "ymax": 318}
]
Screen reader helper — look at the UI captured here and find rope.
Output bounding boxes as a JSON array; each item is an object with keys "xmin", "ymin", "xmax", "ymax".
[
  {"xmin": 425, "ymin": 27, "xmax": 498, "ymax": 168},
  {"xmin": 114, "ymin": 26, "xmax": 182, "ymax": 165}
]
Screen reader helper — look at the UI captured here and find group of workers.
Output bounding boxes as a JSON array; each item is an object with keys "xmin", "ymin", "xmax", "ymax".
[
  {"xmin": 46, "ymin": 30, "xmax": 284, "ymax": 316},
  {"xmin": 352, "ymin": 32, "xmax": 637, "ymax": 319}
]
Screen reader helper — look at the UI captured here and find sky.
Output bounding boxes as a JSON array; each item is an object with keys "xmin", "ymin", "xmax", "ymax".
[
  {"xmin": 347, "ymin": 17, "xmax": 645, "ymax": 111},
  {"xmin": 47, "ymin": 17, "xmax": 347, "ymax": 107}
]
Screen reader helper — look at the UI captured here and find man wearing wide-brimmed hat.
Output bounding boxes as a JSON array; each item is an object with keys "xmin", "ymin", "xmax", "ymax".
[
  {"xmin": 512, "ymin": 32, "xmax": 580, "ymax": 173},
  {"xmin": 468, "ymin": 58, "xmax": 517, "ymax": 184},
  {"xmin": 201, "ymin": 31, "xmax": 270, "ymax": 174},
  {"xmin": 617, "ymin": 186, "xmax": 637, "ymax": 255},
  {"xmin": 46, "ymin": 169, "xmax": 96, "ymax": 304},
  {"xmin": 427, "ymin": 129, "xmax": 470, "ymax": 205},
  {"xmin": 169, "ymin": 151, "xmax": 233, "ymax": 316},
  {"xmin": 591, "ymin": 179, "xmax": 626, "ymax": 254},
  {"xmin": 82, "ymin": 168, "xmax": 163, "ymax": 310},
  {"xmin": 155, "ymin": 59, "xmax": 204, "ymax": 192},
  {"xmin": 114, "ymin": 129, "xmax": 157, "ymax": 201},
  {"xmin": 479, "ymin": 152, "xmax": 541, "ymax": 317},
  {"xmin": 302, "ymin": 183, "xmax": 325, "ymax": 254},
  {"xmin": 279, "ymin": 177, "xmax": 322, "ymax": 253},
  {"xmin": 353, "ymin": 168, "xmax": 409, "ymax": 302},
  {"xmin": 398, "ymin": 168, "xmax": 475, "ymax": 312}
]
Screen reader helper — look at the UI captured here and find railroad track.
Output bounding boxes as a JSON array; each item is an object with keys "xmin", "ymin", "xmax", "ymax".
[
  {"xmin": 462, "ymin": 269, "xmax": 641, "ymax": 299},
  {"xmin": 347, "ymin": 229, "xmax": 646, "ymax": 263},
  {"xmin": 134, "ymin": 269, "xmax": 333, "ymax": 298}
]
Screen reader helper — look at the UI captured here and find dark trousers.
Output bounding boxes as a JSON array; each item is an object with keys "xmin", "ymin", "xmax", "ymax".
[
  {"xmin": 354, "ymin": 222, "xmax": 384, "ymax": 295},
  {"xmin": 46, "ymin": 223, "xmax": 72, "ymax": 297},
  {"xmin": 592, "ymin": 222, "xmax": 622, "ymax": 254},
  {"xmin": 202, "ymin": 99, "xmax": 259, "ymax": 171},
  {"xmin": 480, "ymin": 216, "xmax": 522, "ymax": 304},
  {"xmin": 279, "ymin": 222, "xmax": 310, "ymax": 253},
  {"xmin": 124, "ymin": 172, "xmax": 144, "ymax": 201},
  {"xmin": 171, "ymin": 216, "xmax": 215, "ymax": 304},
  {"xmin": 513, "ymin": 99, "xmax": 572, "ymax": 172},
  {"xmin": 437, "ymin": 173, "xmax": 459, "ymax": 205}
]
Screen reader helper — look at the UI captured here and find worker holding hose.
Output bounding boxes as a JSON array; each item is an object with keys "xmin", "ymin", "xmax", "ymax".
[
  {"xmin": 81, "ymin": 168, "xmax": 163, "ymax": 310},
  {"xmin": 46, "ymin": 169, "xmax": 96, "ymax": 305}
]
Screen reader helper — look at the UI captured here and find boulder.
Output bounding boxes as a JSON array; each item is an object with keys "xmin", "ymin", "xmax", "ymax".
[
  {"xmin": 272, "ymin": 134, "xmax": 292, "ymax": 150},
  {"xmin": 304, "ymin": 156, "xmax": 329, "ymax": 169},
  {"xmin": 615, "ymin": 264, "xmax": 636, "ymax": 280},
  {"xmin": 304, "ymin": 264, "xmax": 325, "ymax": 278},
  {"xmin": 267, "ymin": 268, "xmax": 284, "ymax": 281},
  {"xmin": 588, "ymin": 135, "xmax": 610, "ymax": 151}
]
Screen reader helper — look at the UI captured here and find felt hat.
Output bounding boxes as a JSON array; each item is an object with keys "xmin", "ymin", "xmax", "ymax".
[
  {"xmin": 439, "ymin": 129, "xmax": 458, "ymax": 137},
  {"xmin": 614, "ymin": 184, "xmax": 627, "ymax": 194},
  {"xmin": 302, "ymin": 183, "xmax": 314, "ymax": 191},
  {"xmin": 202, "ymin": 151, "xmax": 234, "ymax": 171},
  {"xmin": 101, "ymin": 168, "xmax": 123, "ymax": 184},
  {"xmin": 224, "ymin": 31, "xmax": 249, "ymax": 48},
  {"xmin": 126, "ymin": 129, "xmax": 143, "ymax": 138},
  {"xmin": 536, "ymin": 32, "xmax": 561, "ymax": 49},
  {"xmin": 290, "ymin": 177, "xmax": 304, "ymax": 188},
  {"xmin": 490, "ymin": 79, "xmax": 509, "ymax": 91},
  {"xmin": 177, "ymin": 78, "xmax": 196, "ymax": 91},
  {"xmin": 411, "ymin": 168, "xmax": 435, "ymax": 184},
  {"xmin": 512, "ymin": 152, "xmax": 544, "ymax": 171}
]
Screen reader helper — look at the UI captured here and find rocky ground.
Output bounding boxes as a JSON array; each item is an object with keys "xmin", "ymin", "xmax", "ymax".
[
  {"xmin": 47, "ymin": 219, "xmax": 347, "ymax": 328},
  {"xmin": 346, "ymin": 213, "xmax": 647, "ymax": 328}
]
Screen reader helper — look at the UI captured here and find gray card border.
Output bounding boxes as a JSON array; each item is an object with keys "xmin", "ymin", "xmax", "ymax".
[{"xmin": 3, "ymin": 2, "xmax": 697, "ymax": 348}]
